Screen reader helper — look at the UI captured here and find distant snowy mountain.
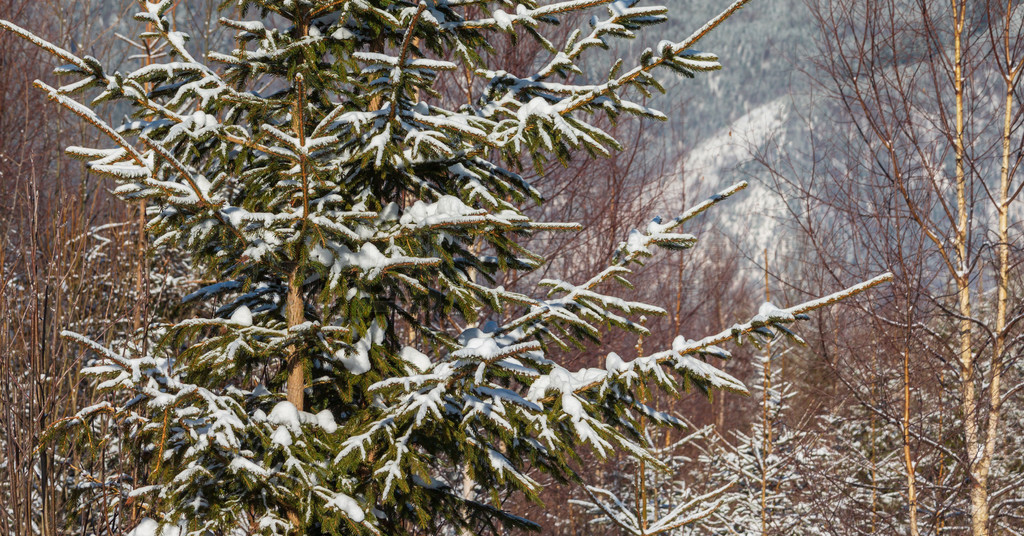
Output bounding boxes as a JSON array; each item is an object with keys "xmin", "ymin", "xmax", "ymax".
[
  {"xmin": 658, "ymin": 98, "xmax": 790, "ymax": 258},
  {"xmin": 644, "ymin": 0, "xmax": 817, "ymax": 271}
]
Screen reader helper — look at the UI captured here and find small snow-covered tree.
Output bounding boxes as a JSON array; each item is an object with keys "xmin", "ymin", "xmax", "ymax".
[
  {"xmin": 806, "ymin": 403, "xmax": 908, "ymax": 535},
  {"xmin": 571, "ymin": 418, "xmax": 729, "ymax": 535},
  {"xmin": 569, "ymin": 336, "xmax": 730, "ymax": 536},
  {"xmin": 0, "ymin": 0, "xmax": 890, "ymax": 534},
  {"xmin": 696, "ymin": 352, "xmax": 823, "ymax": 536},
  {"xmin": 571, "ymin": 331, "xmax": 827, "ymax": 536}
]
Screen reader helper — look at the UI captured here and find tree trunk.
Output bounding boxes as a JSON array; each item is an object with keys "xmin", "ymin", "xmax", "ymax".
[
  {"xmin": 286, "ymin": 265, "xmax": 305, "ymax": 411},
  {"xmin": 902, "ymin": 338, "xmax": 920, "ymax": 536},
  {"xmin": 286, "ymin": 9, "xmax": 310, "ymax": 414},
  {"xmin": 950, "ymin": 4, "xmax": 990, "ymax": 534}
]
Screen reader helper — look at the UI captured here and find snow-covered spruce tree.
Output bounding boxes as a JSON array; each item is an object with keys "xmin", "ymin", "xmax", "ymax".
[
  {"xmin": 571, "ymin": 418, "xmax": 728, "ymax": 535},
  {"xmin": 1, "ymin": 0, "xmax": 890, "ymax": 534},
  {"xmin": 696, "ymin": 352, "xmax": 823, "ymax": 536},
  {"xmin": 805, "ymin": 403, "xmax": 908, "ymax": 535},
  {"xmin": 570, "ymin": 345, "xmax": 823, "ymax": 536}
]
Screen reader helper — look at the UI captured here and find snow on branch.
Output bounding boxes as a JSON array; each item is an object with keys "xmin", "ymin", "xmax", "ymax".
[
  {"xmin": 0, "ymin": 19, "xmax": 94, "ymax": 73},
  {"xmin": 139, "ymin": 136, "xmax": 216, "ymax": 208},
  {"xmin": 537, "ymin": 272, "xmax": 894, "ymax": 403},
  {"xmin": 580, "ymin": 480, "xmax": 732, "ymax": 535},
  {"xmin": 34, "ymin": 81, "xmax": 147, "ymax": 166},
  {"xmin": 614, "ymin": 182, "xmax": 746, "ymax": 265},
  {"xmin": 555, "ymin": 0, "xmax": 753, "ymax": 116},
  {"xmin": 441, "ymin": 0, "xmax": 617, "ymax": 31}
]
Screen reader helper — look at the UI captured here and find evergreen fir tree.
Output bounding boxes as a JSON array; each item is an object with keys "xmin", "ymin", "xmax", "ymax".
[
  {"xmin": 572, "ymin": 421, "xmax": 729, "ymax": 535},
  {"xmin": 1, "ymin": 0, "xmax": 890, "ymax": 534},
  {"xmin": 807, "ymin": 403, "xmax": 908, "ymax": 534},
  {"xmin": 695, "ymin": 352, "xmax": 823, "ymax": 536},
  {"xmin": 569, "ymin": 334, "xmax": 730, "ymax": 536}
]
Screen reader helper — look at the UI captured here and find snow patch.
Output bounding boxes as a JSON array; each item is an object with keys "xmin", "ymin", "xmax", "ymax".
[
  {"xmin": 268, "ymin": 401, "xmax": 302, "ymax": 433},
  {"xmin": 337, "ymin": 321, "xmax": 384, "ymax": 375},
  {"xmin": 400, "ymin": 346, "xmax": 432, "ymax": 372},
  {"xmin": 316, "ymin": 410, "xmax": 338, "ymax": 433},
  {"xmin": 230, "ymin": 305, "xmax": 252, "ymax": 326},
  {"xmin": 326, "ymin": 493, "xmax": 365, "ymax": 522}
]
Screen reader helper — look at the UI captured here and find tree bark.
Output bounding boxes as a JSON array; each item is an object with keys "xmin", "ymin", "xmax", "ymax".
[
  {"xmin": 286, "ymin": 265, "xmax": 305, "ymax": 411},
  {"xmin": 902, "ymin": 338, "xmax": 920, "ymax": 536},
  {"xmin": 949, "ymin": 3, "xmax": 990, "ymax": 533}
]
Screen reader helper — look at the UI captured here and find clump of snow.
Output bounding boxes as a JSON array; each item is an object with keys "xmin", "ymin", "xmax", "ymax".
[
  {"xmin": 518, "ymin": 96, "xmax": 553, "ymax": 122},
  {"xmin": 605, "ymin": 352, "xmax": 626, "ymax": 373},
  {"xmin": 332, "ymin": 27, "xmax": 354, "ymax": 40},
  {"xmin": 526, "ymin": 364, "xmax": 608, "ymax": 402},
  {"xmin": 400, "ymin": 346, "xmax": 431, "ymax": 372},
  {"xmin": 267, "ymin": 401, "xmax": 339, "ymax": 436},
  {"xmin": 326, "ymin": 493, "xmax": 365, "ymax": 522},
  {"xmin": 336, "ymin": 348, "xmax": 368, "ymax": 375},
  {"xmin": 377, "ymin": 201, "xmax": 400, "ymax": 222},
  {"xmin": 548, "ymin": 367, "xmax": 572, "ymax": 392},
  {"xmin": 193, "ymin": 174, "xmax": 211, "ymax": 196},
  {"xmin": 347, "ymin": 243, "xmax": 385, "ymax": 271},
  {"xmin": 492, "ymin": 10, "xmax": 514, "ymax": 31},
  {"xmin": 150, "ymin": 392, "xmax": 176, "ymax": 408},
  {"xmin": 316, "ymin": 410, "xmax": 338, "ymax": 433},
  {"xmin": 561, "ymin": 391, "xmax": 584, "ymax": 421},
  {"xmin": 127, "ymin": 519, "xmax": 183, "ymax": 536},
  {"xmin": 337, "ymin": 321, "xmax": 384, "ymax": 375},
  {"xmin": 128, "ymin": 518, "xmax": 159, "ymax": 536},
  {"xmin": 229, "ymin": 456, "xmax": 269, "ymax": 477},
  {"xmin": 229, "ymin": 305, "xmax": 252, "ymax": 326},
  {"xmin": 268, "ymin": 401, "xmax": 302, "ymax": 433},
  {"xmin": 310, "ymin": 243, "xmax": 333, "ymax": 266},
  {"xmin": 624, "ymin": 229, "xmax": 648, "ymax": 256},
  {"xmin": 271, "ymin": 426, "xmax": 292, "ymax": 446},
  {"xmin": 460, "ymin": 335, "xmax": 501, "ymax": 359},
  {"xmin": 454, "ymin": 321, "xmax": 525, "ymax": 360},
  {"xmin": 756, "ymin": 301, "xmax": 794, "ymax": 323},
  {"xmin": 399, "ymin": 196, "xmax": 480, "ymax": 227},
  {"xmin": 191, "ymin": 110, "xmax": 210, "ymax": 129}
]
